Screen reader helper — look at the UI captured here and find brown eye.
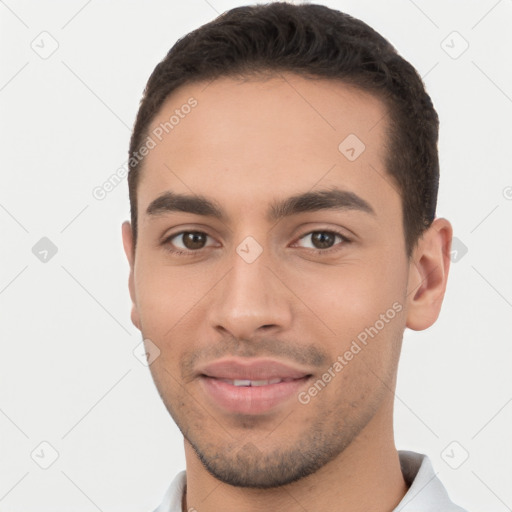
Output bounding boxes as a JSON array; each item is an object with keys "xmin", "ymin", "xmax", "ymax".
[
  {"xmin": 310, "ymin": 232, "xmax": 336, "ymax": 249},
  {"xmin": 181, "ymin": 232, "xmax": 207, "ymax": 250},
  {"xmin": 164, "ymin": 231, "xmax": 215, "ymax": 254},
  {"xmin": 295, "ymin": 230, "xmax": 350, "ymax": 253}
]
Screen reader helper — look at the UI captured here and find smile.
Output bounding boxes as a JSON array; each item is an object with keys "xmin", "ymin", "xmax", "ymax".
[{"xmin": 219, "ymin": 378, "xmax": 296, "ymax": 386}]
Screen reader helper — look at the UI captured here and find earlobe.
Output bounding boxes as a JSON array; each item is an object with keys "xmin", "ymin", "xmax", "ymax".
[
  {"xmin": 121, "ymin": 221, "xmax": 141, "ymax": 331},
  {"xmin": 405, "ymin": 218, "xmax": 453, "ymax": 331}
]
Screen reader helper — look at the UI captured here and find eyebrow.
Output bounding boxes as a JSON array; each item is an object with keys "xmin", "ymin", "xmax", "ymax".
[{"xmin": 145, "ymin": 188, "xmax": 375, "ymax": 222}]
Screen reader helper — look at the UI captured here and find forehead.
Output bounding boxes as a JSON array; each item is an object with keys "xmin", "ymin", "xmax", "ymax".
[{"xmin": 137, "ymin": 73, "xmax": 396, "ymax": 222}]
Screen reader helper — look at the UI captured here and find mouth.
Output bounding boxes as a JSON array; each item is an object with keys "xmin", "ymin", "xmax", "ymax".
[
  {"xmin": 197, "ymin": 358, "xmax": 313, "ymax": 415},
  {"xmin": 213, "ymin": 377, "xmax": 298, "ymax": 386}
]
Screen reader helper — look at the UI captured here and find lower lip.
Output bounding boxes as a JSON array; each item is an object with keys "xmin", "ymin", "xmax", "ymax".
[{"xmin": 200, "ymin": 376, "xmax": 310, "ymax": 415}]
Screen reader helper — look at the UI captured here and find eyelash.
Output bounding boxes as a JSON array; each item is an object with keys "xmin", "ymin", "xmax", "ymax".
[{"xmin": 161, "ymin": 229, "xmax": 351, "ymax": 257}]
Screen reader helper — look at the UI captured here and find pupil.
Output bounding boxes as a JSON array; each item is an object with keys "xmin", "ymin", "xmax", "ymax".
[
  {"xmin": 312, "ymin": 232, "xmax": 334, "ymax": 249},
  {"xmin": 184, "ymin": 232, "xmax": 205, "ymax": 249}
]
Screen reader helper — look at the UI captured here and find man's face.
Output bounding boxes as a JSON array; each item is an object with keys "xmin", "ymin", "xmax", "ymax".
[{"xmin": 124, "ymin": 73, "xmax": 412, "ymax": 487}]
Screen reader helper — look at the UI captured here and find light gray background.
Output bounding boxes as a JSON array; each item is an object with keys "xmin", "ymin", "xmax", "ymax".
[{"xmin": 1, "ymin": 1, "xmax": 511, "ymax": 511}]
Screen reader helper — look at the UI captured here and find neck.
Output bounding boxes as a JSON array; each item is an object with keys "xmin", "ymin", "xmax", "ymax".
[{"xmin": 182, "ymin": 400, "xmax": 407, "ymax": 512}]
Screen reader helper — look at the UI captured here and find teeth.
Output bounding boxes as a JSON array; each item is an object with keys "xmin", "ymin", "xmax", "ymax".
[
  {"xmin": 229, "ymin": 378, "xmax": 284, "ymax": 387},
  {"xmin": 233, "ymin": 379, "xmax": 252, "ymax": 386}
]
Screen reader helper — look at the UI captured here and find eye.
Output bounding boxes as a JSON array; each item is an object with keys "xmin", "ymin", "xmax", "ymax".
[
  {"xmin": 163, "ymin": 231, "xmax": 216, "ymax": 255},
  {"xmin": 294, "ymin": 230, "xmax": 350, "ymax": 253}
]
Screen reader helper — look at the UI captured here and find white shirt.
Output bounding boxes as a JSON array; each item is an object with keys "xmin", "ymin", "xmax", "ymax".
[{"xmin": 153, "ymin": 450, "xmax": 468, "ymax": 512}]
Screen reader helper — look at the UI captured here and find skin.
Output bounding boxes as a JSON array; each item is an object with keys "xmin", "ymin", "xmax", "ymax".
[{"xmin": 122, "ymin": 72, "xmax": 452, "ymax": 512}]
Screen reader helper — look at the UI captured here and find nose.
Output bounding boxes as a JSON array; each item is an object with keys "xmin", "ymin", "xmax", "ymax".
[{"xmin": 207, "ymin": 245, "xmax": 293, "ymax": 341}]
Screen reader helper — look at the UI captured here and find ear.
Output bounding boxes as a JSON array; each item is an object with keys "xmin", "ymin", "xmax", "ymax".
[
  {"xmin": 122, "ymin": 221, "xmax": 141, "ymax": 331},
  {"xmin": 405, "ymin": 218, "xmax": 453, "ymax": 331}
]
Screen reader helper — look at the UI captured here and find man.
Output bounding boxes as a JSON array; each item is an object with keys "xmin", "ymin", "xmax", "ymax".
[{"xmin": 122, "ymin": 3, "xmax": 467, "ymax": 511}]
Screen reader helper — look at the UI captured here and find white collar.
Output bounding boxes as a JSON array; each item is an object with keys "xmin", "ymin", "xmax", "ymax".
[{"xmin": 152, "ymin": 450, "xmax": 467, "ymax": 512}]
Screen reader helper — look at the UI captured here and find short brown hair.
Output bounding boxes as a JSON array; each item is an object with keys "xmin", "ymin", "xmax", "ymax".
[{"xmin": 128, "ymin": 2, "xmax": 439, "ymax": 256}]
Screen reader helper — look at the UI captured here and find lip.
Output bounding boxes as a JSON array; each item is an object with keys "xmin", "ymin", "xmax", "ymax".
[
  {"xmin": 198, "ymin": 357, "xmax": 311, "ymax": 380},
  {"xmin": 197, "ymin": 358, "xmax": 312, "ymax": 415}
]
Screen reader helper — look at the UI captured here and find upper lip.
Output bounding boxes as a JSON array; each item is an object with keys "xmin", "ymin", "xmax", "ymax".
[{"xmin": 198, "ymin": 358, "xmax": 312, "ymax": 380}]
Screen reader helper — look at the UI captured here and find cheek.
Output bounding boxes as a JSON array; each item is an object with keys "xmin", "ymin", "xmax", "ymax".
[
  {"xmin": 133, "ymin": 255, "xmax": 212, "ymax": 333},
  {"xmin": 292, "ymin": 260, "xmax": 404, "ymax": 340},
  {"xmin": 293, "ymin": 262, "xmax": 406, "ymax": 391}
]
